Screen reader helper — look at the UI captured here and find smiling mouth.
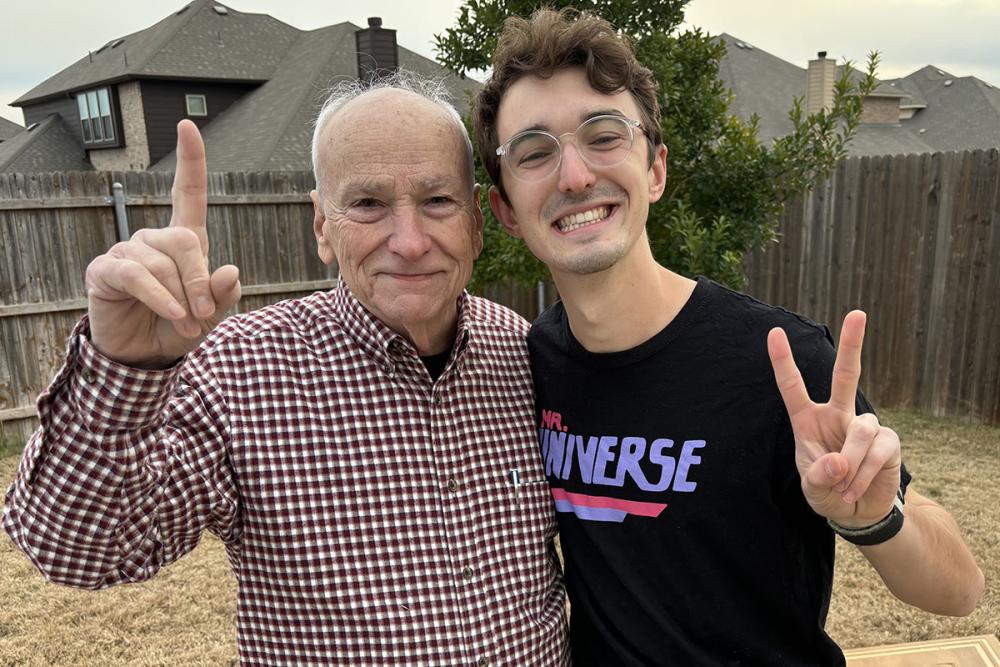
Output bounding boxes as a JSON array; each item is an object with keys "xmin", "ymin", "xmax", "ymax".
[{"xmin": 555, "ymin": 206, "xmax": 611, "ymax": 232}]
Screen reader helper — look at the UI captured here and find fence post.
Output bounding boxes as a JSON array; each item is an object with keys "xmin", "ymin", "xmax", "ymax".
[{"xmin": 112, "ymin": 182, "xmax": 129, "ymax": 241}]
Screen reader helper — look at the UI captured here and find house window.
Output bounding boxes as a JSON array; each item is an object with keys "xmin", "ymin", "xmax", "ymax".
[
  {"xmin": 77, "ymin": 87, "xmax": 115, "ymax": 144},
  {"xmin": 186, "ymin": 94, "xmax": 208, "ymax": 117}
]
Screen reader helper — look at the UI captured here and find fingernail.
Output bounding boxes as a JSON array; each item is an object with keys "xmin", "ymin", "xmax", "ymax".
[
  {"xmin": 842, "ymin": 492, "xmax": 855, "ymax": 504},
  {"xmin": 196, "ymin": 297, "xmax": 215, "ymax": 317},
  {"xmin": 824, "ymin": 462, "xmax": 836, "ymax": 478},
  {"xmin": 167, "ymin": 302, "xmax": 186, "ymax": 319}
]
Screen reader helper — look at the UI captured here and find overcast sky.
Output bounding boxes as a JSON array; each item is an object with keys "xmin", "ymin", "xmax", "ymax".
[{"xmin": 3, "ymin": 0, "xmax": 1000, "ymax": 125}]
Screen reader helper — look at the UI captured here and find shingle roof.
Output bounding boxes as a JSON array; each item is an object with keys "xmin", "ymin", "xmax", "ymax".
[
  {"xmin": 12, "ymin": 2, "xmax": 481, "ymax": 174},
  {"xmin": 715, "ymin": 34, "xmax": 1000, "ymax": 155},
  {"xmin": 0, "ymin": 115, "xmax": 93, "ymax": 172},
  {"xmin": 0, "ymin": 116, "xmax": 23, "ymax": 141},
  {"xmin": 715, "ymin": 34, "xmax": 803, "ymax": 143},
  {"xmin": 152, "ymin": 24, "xmax": 480, "ymax": 172},
  {"xmin": 898, "ymin": 73, "xmax": 1000, "ymax": 152},
  {"xmin": 13, "ymin": 0, "xmax": 300, "ymax": 105}
]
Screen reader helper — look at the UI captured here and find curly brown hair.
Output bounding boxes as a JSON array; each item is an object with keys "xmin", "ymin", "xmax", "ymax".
[{"xmin": 474, "ymin": 8, "xmax": 662, "ymax": 203}]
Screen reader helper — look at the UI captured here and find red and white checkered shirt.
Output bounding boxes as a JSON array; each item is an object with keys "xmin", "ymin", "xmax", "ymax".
[{"xmin": 3, "ymin": 281, "xmax": 570, "ymax": 666}]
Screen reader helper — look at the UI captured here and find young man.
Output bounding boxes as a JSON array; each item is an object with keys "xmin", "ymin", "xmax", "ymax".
[
  {"xmin": 476, "ymin": 9, "xmax": 984, "ymax": 665},
  {"xmin": 4, "ymin": 74, "xmax": 569, "ymax": 665}
]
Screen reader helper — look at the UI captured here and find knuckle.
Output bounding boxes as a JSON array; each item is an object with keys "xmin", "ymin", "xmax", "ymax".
[
  {"xmin": 848, "ymin": 413, "xmax": 879, "ymax": 440},
  {"xmin": 165, "ymin": 226, "xmax": 203, "ymax": 254}
]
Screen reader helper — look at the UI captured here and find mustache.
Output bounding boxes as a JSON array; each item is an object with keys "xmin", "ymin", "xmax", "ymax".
[{"xmin": 541, "ymin": 184, "xmax": 626, "ymax": 221}]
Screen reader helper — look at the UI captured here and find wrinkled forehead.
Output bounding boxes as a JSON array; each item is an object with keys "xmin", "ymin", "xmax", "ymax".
[{"xmin": 317, "ymin": 89, "xmax": 471, "ymax": 191}]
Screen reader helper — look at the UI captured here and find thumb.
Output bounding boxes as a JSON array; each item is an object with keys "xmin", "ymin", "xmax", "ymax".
[
  {"xmin": 801, "ymin": 452, "xmax": 849, "ymax": 506},
  {"xmin": 209, "ymin": 265, "xmax": 242, "ymax": 315}
]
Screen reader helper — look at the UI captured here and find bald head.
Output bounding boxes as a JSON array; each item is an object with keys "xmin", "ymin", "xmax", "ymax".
[{"xmin": 311, "ymin": 74, "xmax": 475, "ymax": 200}]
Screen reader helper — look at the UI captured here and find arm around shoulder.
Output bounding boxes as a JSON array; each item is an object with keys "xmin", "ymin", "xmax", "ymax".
[{"xmin": 859, "ymin": 487, "xmax": 985, "ymax": 616}]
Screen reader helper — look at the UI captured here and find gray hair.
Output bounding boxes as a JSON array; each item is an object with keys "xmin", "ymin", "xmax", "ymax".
[{"xmin": 311, "ymin": 70, "xmax": 475, "ymax": 196}]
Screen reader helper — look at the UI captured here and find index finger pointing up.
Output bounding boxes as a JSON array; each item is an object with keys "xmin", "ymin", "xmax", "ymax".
[
  {"xmin": 169, "ymin": 120, "xmax": 209, "ymax": 255},
  {"xmin": 829, "ymin": 310, "xmax": 867, "ymax": 413}
]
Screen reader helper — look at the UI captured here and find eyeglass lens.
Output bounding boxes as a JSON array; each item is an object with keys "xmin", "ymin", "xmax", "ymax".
[{"xmin": 506, "ymin": 116, "xmax": 635, "ymax": 180}]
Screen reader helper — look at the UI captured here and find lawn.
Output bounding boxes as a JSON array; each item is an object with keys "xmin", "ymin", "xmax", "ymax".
[{"xmin": 0, "ymin": 409, "xmax": 996, "ymax": 665}]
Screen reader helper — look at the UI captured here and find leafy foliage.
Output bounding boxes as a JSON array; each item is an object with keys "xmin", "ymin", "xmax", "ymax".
[{"xmin": 436, "ymin": 0, "xmax": 878, "ymax": 290}]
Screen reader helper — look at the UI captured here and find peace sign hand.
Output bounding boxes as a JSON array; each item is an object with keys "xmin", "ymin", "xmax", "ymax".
[
  {"xmin": 85, "ymin": 120, "xmax": 242, "ymax": 368},
  {"xmin": 767, "ymin": 311, "xmax": 902, "ymax": 528}
]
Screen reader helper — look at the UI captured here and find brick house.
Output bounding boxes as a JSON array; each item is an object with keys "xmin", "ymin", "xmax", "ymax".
[{"xmin": 0, "ymin": 0, "xmax": 476, "ymax": 173}]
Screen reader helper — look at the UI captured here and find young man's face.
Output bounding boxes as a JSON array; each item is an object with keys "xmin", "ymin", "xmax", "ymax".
[{"xmin": 489, "ymin": 66, "xmax": 667, "ymax": 278}]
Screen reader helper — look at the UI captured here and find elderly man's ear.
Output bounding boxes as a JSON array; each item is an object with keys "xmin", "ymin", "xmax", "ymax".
[
  {"xmin": 488, "ymin": 185, "xmax": 522, "ymax": 239},
  {"xmin": 310, "ymin": 189, "xmax": 335, "ymax": 266}
]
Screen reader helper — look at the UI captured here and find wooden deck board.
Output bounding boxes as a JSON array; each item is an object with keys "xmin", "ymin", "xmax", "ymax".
[{"xmin": 844, "ymin": 634, "xmax": 1000, "ymax": 666}]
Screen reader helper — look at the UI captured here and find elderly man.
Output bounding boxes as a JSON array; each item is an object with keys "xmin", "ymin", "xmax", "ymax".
[
  {"xmin": 4, "ymin": 75, "xmax": 569, "ymax": 665},
  {"xmin": 475, "ymin": 9, "xmax": 984, "ymax": 666}
]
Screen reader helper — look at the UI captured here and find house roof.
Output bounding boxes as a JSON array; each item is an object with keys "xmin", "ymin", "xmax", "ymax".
[
  {"xmin": 152, "ymin": 23, "xmax": 480, "ymax": 172},
  {"xmin": 0, "ymin": 116, "xmax": 23, "ymax": 141},
  {"xmin": 896, "ymin": 72, "xmax": 1000, "ymax": 152},
  {"xmin": 715, "ymin": 34, "xmax": 1000, "ymax": 155},
  {"xmin": 13, "ymin": 0, "xmax": 300, "ymax": 105},
  {"xmin": 716, "ymin": 34, "xmax": 804, "ymax": 143},
  {"xmin": 0, "ymin": 115, "xmax": 93, "ymax": 172}
]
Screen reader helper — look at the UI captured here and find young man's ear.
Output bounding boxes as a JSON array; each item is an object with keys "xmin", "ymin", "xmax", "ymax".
[
  {"xmin": 648, "ymin": 144, "xmax": 668, "ymax": 204},
  {"xmin": 488, "ymin": 186, "xmax": 523, "ymax": 238},
  {"xmin": 310, "ymin": 189, "xmax": 335, "ymax": 266}
]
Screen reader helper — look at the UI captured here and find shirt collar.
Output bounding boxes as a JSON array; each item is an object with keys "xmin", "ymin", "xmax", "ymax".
[{"xmin": 330, "ymin": 277, "xmax": 473, "ymax": 369}]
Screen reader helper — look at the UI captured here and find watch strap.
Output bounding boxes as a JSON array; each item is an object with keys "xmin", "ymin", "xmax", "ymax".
[{"xmin": 828, "ymin": 490, "xmax": 905, "ymax": 546}]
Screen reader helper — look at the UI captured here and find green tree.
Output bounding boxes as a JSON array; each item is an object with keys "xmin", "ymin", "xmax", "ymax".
[{"xmin": 435, "ymin": 0, "xmax": 878, "ymax": 290}]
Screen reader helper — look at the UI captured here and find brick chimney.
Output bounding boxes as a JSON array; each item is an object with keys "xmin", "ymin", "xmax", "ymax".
[
  {"xmin": 806, "ymin": 51, "xmax": 836, "ymax": 114},
  {"xmin": 356, "ymin": 17, "xmax": 398, "ymax": 83}
]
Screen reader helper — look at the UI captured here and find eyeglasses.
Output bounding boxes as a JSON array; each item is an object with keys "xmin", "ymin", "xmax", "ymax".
[{"xmin": 496, "ymin": 115, "xmax": 647, "ymax": 182}]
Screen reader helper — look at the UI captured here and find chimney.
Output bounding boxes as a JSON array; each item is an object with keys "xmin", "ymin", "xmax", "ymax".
[
  {"xmin": 806, "ymin": 51, "xmax": 836, "ymax": 114},
  {"xmin": 356, "ymin": 17, "xmax": 398, "ymax": 83}
]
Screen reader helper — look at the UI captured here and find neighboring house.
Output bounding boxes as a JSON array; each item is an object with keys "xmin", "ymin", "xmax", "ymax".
[
  {"xmin": 0, "ymin": 117, "xmax": 22, "ymax": 143},
  {"xmin": 716, "ymin": 34, "xmax": 1000, "ymax": 156},
  {"xmin": 2, "ymin": 0, "xmax": 477, "ymax": 174}
]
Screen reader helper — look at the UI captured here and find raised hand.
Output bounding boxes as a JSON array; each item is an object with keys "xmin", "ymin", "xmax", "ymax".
[
  {"xmin": 767, "ymin": 311, "xmax": 901, "ymax": 528},
  {"xmin": 85, "ymin": 120, "xmax": 242, "ymax": 368}
]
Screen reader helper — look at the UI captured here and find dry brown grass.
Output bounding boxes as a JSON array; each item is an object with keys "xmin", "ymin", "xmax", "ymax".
[
  {"xmin": 828, "ymin": 409, "xmax": 999, "ymax": 649},
  {"xmin": 0, "ymin": 409, "xmax": 996, "ymax": 664},
  {"xmin": 0, "ymin": 454, "xmax": 238, "ymax": 666}
]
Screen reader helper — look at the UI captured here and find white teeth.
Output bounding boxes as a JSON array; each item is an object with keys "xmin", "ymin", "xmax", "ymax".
[{"xmin": 557, "ymin": 206, "xmax": 610, "ymax": 232}]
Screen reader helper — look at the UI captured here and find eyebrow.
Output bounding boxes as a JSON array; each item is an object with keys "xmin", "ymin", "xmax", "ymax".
[
  {"xmin": 510, "ymin": 108, "xmax": 629, "ymax": 136},
  {"xmin": 334, "ymin": 175, "xmax": 465, "ymax": 201}
]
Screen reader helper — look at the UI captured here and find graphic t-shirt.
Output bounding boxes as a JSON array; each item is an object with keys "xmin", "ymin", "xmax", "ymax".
[{"xmin": 528, "ymin": 277, "xmax": 908, "ymax": 666}]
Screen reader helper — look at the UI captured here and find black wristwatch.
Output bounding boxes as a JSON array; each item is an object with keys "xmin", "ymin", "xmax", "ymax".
[{"xmin": 828, "ymin": 489, "xmax": 905, "ymax": 546}]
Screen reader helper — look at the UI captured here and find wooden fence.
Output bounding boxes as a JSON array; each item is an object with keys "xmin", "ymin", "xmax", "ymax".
[
  {"xmin": 0, "ymin": 170, "xmax": 336, "ymax": 441},
  {"xmin": 745, "ymin": 148, "xmax": 1000, "ymax": 425},
  {"xmin": 2, "ymin": 149, "xmax": 999, "ymax": 441}
]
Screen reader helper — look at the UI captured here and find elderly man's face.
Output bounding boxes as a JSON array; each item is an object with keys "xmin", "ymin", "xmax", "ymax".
[{"xmin": 311, "ymin": 90, "xmax": 484, "ymax": 354}]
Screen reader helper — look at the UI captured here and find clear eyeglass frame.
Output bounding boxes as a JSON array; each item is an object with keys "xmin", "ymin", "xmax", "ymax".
[{"xmin": 496, "ymin": 115, "xmax": 647, "ymax": 182}]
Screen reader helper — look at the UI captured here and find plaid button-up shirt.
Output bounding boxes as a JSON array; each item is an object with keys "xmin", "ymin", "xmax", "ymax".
[{"xmin": 4, "ymin": 281, "xmax": 570, "ymax": 666}]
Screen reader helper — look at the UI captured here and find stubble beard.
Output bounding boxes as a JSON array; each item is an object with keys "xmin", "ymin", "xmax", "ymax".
[{"xmin": 555, "ymin": 236, "xmax": 629, "ymax": 276}]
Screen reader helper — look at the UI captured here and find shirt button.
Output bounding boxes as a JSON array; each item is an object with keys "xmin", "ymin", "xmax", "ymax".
[
  {"xmin": 82, "ymin": 369, "xmax": 97, "ymax": 383},
  {"xmin": 462, "ymin": 566, "xmax": 475, "ymax": 581},
  {"xmin": 478, "ymin": 658, "xmax": 490, "ymax": 667},
  {"xmin": 446, "ymin": 478, "xmax": 459, "ymax": 492}
]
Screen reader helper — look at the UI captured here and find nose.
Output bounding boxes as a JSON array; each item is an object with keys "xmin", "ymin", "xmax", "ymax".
[
  {"xmin": 387, "ymin": 206, "xmax": 433, "ymax": 259},
  {"xmin": 557, "ymin": 141, "xmax": 597, "ymax": 193}
]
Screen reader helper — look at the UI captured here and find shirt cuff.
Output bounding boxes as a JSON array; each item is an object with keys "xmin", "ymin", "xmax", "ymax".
[{"xmin": 53, "ymin": 317, "xmax": 186, "ymax": 433}]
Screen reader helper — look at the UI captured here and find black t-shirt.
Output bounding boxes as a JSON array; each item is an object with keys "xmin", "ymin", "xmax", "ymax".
[{"xmin": 527, "ymin": 277, "xmax": 909, "ymax": 666}]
